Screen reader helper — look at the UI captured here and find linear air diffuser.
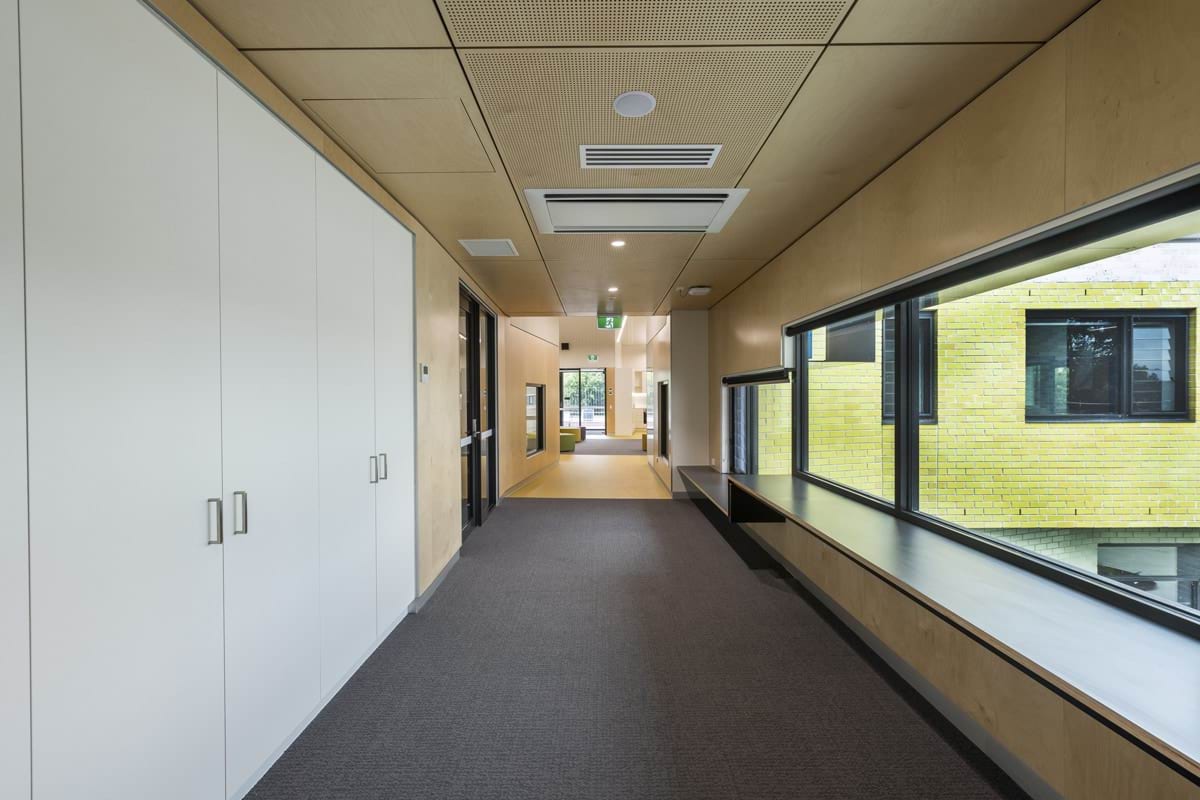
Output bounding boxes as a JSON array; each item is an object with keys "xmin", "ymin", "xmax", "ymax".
[
  {"xmin": 580, "ymin": 144, "xmax": 722, "ymax": 169},
  {"xmin": 524, "ymin": 188, "xmax": 749, "ymax": 234}
]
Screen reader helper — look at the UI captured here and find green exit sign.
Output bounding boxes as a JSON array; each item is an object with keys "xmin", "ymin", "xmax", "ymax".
[{"xmin": 597, "ymin": 315, "xmax": 623, "ymax": 329}]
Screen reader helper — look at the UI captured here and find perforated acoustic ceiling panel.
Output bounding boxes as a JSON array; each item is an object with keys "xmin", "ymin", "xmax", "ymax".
[
  {"xmin": 437, "ymin": 0, "xmax": 853, "ymax": 46},
  {"xmin": 460, "ymin": 48, "xmax": 820, "ymax": 191}
]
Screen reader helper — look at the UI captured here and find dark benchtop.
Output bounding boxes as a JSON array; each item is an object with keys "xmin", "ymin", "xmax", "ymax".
[
  {"xmin": 678, "ymin": 467, "xmax": 1200, "ymax": 777},
  {"xmin": 677, "ymin": 465, "xmax": 730, "ymax": 514}
]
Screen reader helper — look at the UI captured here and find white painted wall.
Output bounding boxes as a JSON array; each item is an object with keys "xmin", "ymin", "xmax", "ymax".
[
  {"xmin": 0, "ymin": 0, "xmax": 30, "ymax": 796},
  {"xmin": 613, "ymin": 367, "xmax": 634, "ymax": 435}
]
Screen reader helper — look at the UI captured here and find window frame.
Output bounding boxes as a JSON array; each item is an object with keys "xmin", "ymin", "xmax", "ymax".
[
  {"xmin": 883, "ymin": 308, "xmax": 937, "ymax": 424},
  {"xmin": 525, "ymin": 383, "xmax": 545, "ymax": 457},
  {"xmin": 1024, "ymin": 308, "xmax": 1190, "ymax": 422},
  {"xmin": 785, "ymin": 174, "xmax": 1200, "ymax": 639}
]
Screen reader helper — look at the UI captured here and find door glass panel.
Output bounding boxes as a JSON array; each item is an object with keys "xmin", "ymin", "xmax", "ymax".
[
  {"xmin": 460, "ymin": 444, "xmax": 471, "ymax": 532},
  {"xmin": 581, "ymin": 368, "xmax": 606, "ymax": 432},
  {"xmin": 561, "ymin": 369, "xmax": 580, "ymax": 427},
  {"xmin": 479, "ymin": 308, "xmax": 491, "ymax": 432},
  {"xmin": 459, "ymin": 300, "xmax": 469, "ymax": 438}
]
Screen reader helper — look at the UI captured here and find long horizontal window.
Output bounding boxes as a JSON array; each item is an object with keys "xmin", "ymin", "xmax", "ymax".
[{"xmin": 793, "ymin": 203, "xmax": 1200, "ymax": 623}]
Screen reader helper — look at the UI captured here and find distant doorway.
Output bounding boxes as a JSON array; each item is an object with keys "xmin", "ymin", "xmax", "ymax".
[{"xmin": 560, "ymin": 368, "xmax": 607, "ymax": 433}]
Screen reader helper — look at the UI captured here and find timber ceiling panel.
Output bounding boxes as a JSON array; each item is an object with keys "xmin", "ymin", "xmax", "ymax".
[
  {"xmin": 190, "ymin": 0, "xmax": 1097, "ymax": 318},
  {"xmin": 550, "ymin": 260, "xmax": 678, "ymax": 315},
  {"xmin": 693, "ymin": 43, "xmax": 1036, "ymax": 261},
  {"xmin": 834, "ymin": 0, "xmax": 1098, "ymax": 44},
  {"xmin": 455, "ymin": 259, "xmax": 564, "ymax": 315},
  {"xmin": 537, "ymin": 233, "xmax": 700, "ymax": 265},
  {"xmin": 306, "ymin": 98, "xmax": 494, "ymax": 174},
  {"xmin": 459, "ymin": 47, "xmax": 820, "ymax": 190},
  {"xmin": 655, "ymin": 259, "xmax": 766, "ymax": 313},
  {"xmin": 189, "ymin": 0, "xmax": 450, "ymax": 48},
  {"xmin": 436, "ymin": 0, "xmax": 853, "ymax": 46}
]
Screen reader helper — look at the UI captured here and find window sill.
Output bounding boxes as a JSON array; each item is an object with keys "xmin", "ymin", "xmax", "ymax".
[
  {"xmin": 707, "ymin": 470, "xmax": 1200, "ymax": 781},
  {"xmin": 1024, "ymin": 415, "xmax": 1193, "ymax": 423}
]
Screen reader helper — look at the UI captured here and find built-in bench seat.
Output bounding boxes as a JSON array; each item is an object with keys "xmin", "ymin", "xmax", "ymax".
[{"xmin": 677, "ymin": 465, "xmax": 1200, "ymax": 800}]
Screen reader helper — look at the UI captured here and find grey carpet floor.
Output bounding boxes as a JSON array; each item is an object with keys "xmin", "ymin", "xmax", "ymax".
[
  {"xmin": 247, "ymin": 499, "xmax": 1028, "ymax": 800},
  {"xmin": 572, "ymin": 436, "xmax": 645, "ymax": 455}
]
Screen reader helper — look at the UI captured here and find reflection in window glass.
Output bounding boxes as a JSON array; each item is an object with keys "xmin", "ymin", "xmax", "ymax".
[
  {"xmin": 729, "ymin": 381, "xmax": 793, "ymax": 476},
  {"xmin": 918, "ymin": 238, "xmax": 1199, "ymax": 613},
  {"xmin": 525, "ymin": 384, "xmax": 544, "ymax": 456},
  {"xmin": 806, "ymin": 309, "xmax": 894, "ymax": 501}
]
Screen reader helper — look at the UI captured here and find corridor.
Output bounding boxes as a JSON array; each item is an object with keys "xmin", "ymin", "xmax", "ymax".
[{"xmin": 247, "ymin": 499, "xmax": 1025, "ymax": 800}]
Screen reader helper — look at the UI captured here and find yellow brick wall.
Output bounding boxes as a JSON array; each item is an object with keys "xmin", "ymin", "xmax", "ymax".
[
  {"xmin": 806, "ymin": 281, "xmax": 1200, "ymax": 530},
  {"xmin": 755, "ymin": 381, "xmax": 792, "ymax": 475}
]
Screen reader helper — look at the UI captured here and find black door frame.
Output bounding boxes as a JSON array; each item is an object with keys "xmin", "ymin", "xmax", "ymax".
[
  {"xmin": 460, "ymin": 285, "xmax": 497, "ymax": 539},
  {"xmin": 559, "ymin": 367, "xmax": 608, "ymax": 433}
]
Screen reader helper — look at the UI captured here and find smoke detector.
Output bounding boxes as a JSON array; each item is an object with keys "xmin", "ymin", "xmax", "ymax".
[{"xmin": 687, "ymin": 285, "xmax": 713, "ymax": 296}]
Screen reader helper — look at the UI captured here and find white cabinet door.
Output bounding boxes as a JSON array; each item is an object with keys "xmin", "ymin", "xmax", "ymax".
[
  {"xmin": 373, "ymin": 208, "xmax": 418, "ymax": 630},
  {"xmin": 21, "ymin": 2, "xmax": 226, "ymax": 798},
  {"xmin": 0, "ymin": 1, "xmax": 29, "ymax": 797},
  {"xmin": 316, "ymin": 160, "xmax": 378, "ymax": 694},
  {"xmin": 217, "ymin": 74, "xmax": 321, "ymax": 797}
]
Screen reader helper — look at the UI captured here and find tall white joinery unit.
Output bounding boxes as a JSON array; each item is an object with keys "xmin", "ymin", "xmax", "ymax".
[
  {"xmin": 21, "ymin": 1, "xmax": 226, "ymax": 798},
  {"xmin": 14, "ymin": 2, "xmax": 418, "ymax": 799},
  {"xmin": 0, "ymin": 0, "xmax": 30, "ymax": 798},
  {"xmin": 217, "ymin": 74, "xmax": 323, "ymax": 796},
  {"xmin": 373, "ymin": 205, "xmax": 418, "ymax": 632}
]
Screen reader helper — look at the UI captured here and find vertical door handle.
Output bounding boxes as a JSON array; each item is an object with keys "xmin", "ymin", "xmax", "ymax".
[
  {"xmin": 370, "ymin": 456, "xmax": 379, "ymax": 484},
  {"xmin": 378, "ymin": 453, "xmax": 388, "ymax": 480},
  {"xmin": 207, "ymin": 498, "xmax": 223, "ymax": 545},
  {"xmin": 233, "ymin": 490, "xmax": 248, "ymax": 535}
]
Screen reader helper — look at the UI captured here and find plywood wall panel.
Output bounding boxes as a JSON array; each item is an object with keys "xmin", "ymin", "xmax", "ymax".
[
  {"xmin": 1063, "ymin": 0, "xmax": 1200, "ymax": 210},
  {"xmin": 501, "ymin": 322, "xmax": 560, "ymax": 494}
]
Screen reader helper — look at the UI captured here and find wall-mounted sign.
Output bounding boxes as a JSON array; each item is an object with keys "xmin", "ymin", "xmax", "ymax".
[
  {"xmin": 587, "ymin": 354, "xmax": 599, "ymax": 361},
  {"xmin": 597, "ymin": 315, "xmax": 623, "ymax": 329}
]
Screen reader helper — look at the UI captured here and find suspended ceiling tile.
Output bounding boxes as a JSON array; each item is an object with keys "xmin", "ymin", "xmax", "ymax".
[
  {"xmin": 377, "ymin": 172, "xmax": 541, "ymax": 265},
  {"xmin": 436, "ymin": 0, "xmax": 853, "ymax": 46},
  {"xmin": 458, "ymin": 260, "xmax": 564, "ymax": 315},
  {"xmin": 188, "ymin": 0, "xmax": 451, "ymax": 48},
  {"xmin": 694, "ymin": 43, "xmax": 1036, "ymax": 261},
  {"xmin": 656, "ymin": 259, "xmax": 766, "ymax": 313},
  {"xmin": 307, "ymin": 98, "xmax": 493, "ymax": 174},
  {"xmin": 536, "ymin": 232, "xmax": 701, "ymax": 265},
  {"xmin": 460, "ymin": 47, "xmax": 820, "ymax": 191},
  {"xmin": 548, "ymin": 261, "xmax": 678, "ymax": 315},
  {"xmin": 833, "ymin": 0, "xmax": 1097, "ymax": 43},
  {"xmin": 245, "ymin": 49, "xmax": 470, "ymax": 100}
]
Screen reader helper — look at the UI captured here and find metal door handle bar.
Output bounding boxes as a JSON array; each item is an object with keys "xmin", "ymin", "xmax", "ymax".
[
  {"xmin": 379, "ymin": 453, "xmax": 388, "ymax": 480},
  {"xmin": 233, "ymin": 490, "xmax": 248, "ymax": 535},
  {"xmin": 370, "ymin": 456, "xmax": 379, "ymax": 484},
  {"xmin": 207, "ymin": 498, "xmax": 223, "ymax": 545}
]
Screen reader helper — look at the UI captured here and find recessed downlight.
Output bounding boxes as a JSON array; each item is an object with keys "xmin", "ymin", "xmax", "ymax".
[
  {"xmin": 610, "ymin": 240, "xmax": 626, "ymax": 248},
  {"xmin": 608, "ymin": 286, "xmax": 619, "ymax": 293},
  {"xmin": 613, "ymin": 91, "xmax": 656, "ymax": 118}
]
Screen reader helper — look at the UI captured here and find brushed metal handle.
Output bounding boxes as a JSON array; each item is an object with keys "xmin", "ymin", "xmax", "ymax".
[
  {"xmin": 378, "ymin": 453, "xmax": 388, "ymax": 480},
  {"xmin": 369, "ymin": 456, "xmax": 379, "ymax": 484},
  {"xmin": 207, "ymin": 498, "xmax": 223, "ymax": 545},
  {"xmin": 233, "ymin": 490, "xmax": 248, "ymax": 535}
]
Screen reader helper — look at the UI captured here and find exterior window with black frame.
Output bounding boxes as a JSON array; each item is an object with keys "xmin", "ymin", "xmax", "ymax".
[
  {"xmin": 525, "ymin": 384, "xmax": 544, "ymax": 456},
  {"xmin": 791, "ymin": 206, "xmax": 1200, "ymax": 620},
  {"xmin": 729, "ymin": 378, "xmax": 793, "ymax": 475},
  {"xmin": 1025, "ymin": 311, "xmax": 1188, "ymax": 420}
]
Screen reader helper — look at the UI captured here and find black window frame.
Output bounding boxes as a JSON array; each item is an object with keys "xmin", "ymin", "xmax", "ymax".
[
  {"xmin": 785, "ymin": 174, "xmax": 1200, "ymax": 640},
  {"xmin": 729, "ymin": 384, "xmax": 759, "ymax": 475},
  {"xmin": 883, "ymin": 308, "xmax": 937, "ymax": 424},
  {"xmin": 1024, "ymin": 308, "xmax": 1190, "ymax": 422},
  {"xmin": 525, "ymin": 383, "xmax": 545, "ymax": 456}
]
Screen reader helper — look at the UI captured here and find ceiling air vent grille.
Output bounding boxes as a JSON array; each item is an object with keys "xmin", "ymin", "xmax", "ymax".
[
  {"xmin": 580, "ymin": 144, "xmax": 722, "ymax": 169},
  {"xmin": 458, "ymin": 238, "xmax": 519, "ymax": 257},
  {"xmin": 525, "ymin": 188, "xmax": 749, "ymax": 233}
]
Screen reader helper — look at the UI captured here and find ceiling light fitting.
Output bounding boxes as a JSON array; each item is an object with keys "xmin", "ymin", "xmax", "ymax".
[
  {"xmin": 608, "ymin": 286, "xmax": 619, "ymax": 293},
  {"xmin": 687, "ymin": 285, "xmax": 713, "ymax": 297},
  {"xmin": 610, "ymin": 240, "xmax": 626, "ymax": 248},
  {"xmin": 613, "ymin": 91, "xmax": 656, "ymax": 118}
]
